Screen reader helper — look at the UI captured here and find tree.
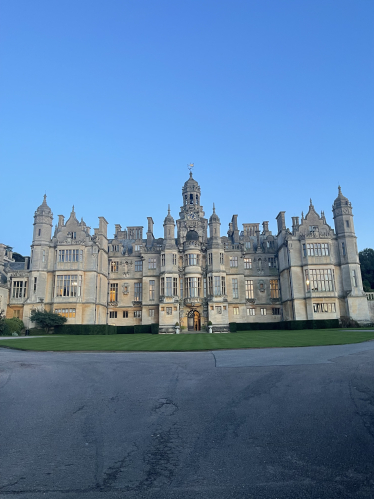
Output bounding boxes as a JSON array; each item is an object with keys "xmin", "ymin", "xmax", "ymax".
[
  {"xmin": 359, "ymin": 248, "xmax": 374, "ymax": 291},
  {"xmin": 4, "ymin": 318, "xmax": 24, "ymax": 335},
  {"xmin": 30, "ymin": 310, "xmax": 67, "ymax": 333},
  {"xmin": 0, "ymin": 310, "xmax": 6, "ymax": 336}
]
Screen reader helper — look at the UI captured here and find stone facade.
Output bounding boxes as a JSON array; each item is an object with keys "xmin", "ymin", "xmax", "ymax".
[{"xmin": 3, "ymin": 174, "xmax": 371, "ymax": 330}]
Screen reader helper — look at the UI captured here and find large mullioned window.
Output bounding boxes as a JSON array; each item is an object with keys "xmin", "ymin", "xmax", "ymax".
[
  {"xmin": 232, "ymin": 278, "xmax": 238, "ymax": 298},
  {"xmin": 134, "ymin": 282, "xmax": 142, "ymax": 301},
  {"xmin": 186, "ymin": 277, "xmax": 201, "ymax": 297},
  {"xmin": 12, "ymin": 281, "xmax": 27, "ymax": 298},
  {"xmin": 270, "ymin": 280, "xmax": 279, "ymax": 299},
  {"xmin": 305, "ymin": 269, "xmax": 334, "ymax": 292},
  {"xmin": 109, "ymin": 283, "xmax": 118, "ymax": 302},
  {"xmin": 58, "ymin": 249, "xmax": 83, "ymax": 262},
  {"xmin": 56, "ymin": 275, "xmax": 82, "ymax": 297},
  {"xmin": 303, "ymin": 243, "xmax": 329, "ymax": 257},
  {"xmin": 245, "ymin": 280, "xmax": 254, "ymax": 299}
]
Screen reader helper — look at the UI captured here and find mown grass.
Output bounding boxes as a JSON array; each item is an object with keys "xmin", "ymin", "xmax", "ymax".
[{"xmin": 1, "ymin": 329, "xmax": 374, "ymax": 352}]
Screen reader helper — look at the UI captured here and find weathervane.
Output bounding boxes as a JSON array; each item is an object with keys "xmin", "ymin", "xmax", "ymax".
[{"xmin": 187, "ymin": 163, "xmax": 194, "ymax": 174}]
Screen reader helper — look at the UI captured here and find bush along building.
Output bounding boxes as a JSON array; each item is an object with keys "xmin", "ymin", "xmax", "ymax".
[{"xmin": 5, "ymin": 174, "xmax": 371, "ymax": 332}]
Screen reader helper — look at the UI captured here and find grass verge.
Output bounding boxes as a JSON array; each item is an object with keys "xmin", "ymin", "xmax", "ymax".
[{"xmin": 1, "ymin": 329, "xmax": 374, "ymax": 352}]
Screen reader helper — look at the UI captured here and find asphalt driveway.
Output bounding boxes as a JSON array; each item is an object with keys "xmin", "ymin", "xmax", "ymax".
[{"xmin": 1, "ymin": 342, "xmax": 374, "ymax": 498}]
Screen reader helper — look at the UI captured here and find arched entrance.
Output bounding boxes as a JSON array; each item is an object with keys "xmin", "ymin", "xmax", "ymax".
[{"xmin": 187, "ymin": 310, "xmax": 200, "ymax": 331}]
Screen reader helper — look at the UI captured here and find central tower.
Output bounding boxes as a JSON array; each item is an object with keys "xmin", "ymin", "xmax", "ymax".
[{"xmin": 177, "ymin": 171, "xmax": 208, "ymax": 245}]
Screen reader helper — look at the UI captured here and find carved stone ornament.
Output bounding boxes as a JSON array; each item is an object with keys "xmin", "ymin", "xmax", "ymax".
[
  {"xmin": 10, "ymin": 272, "xmax": 28, "ymax": 278},
  {"xmin": 122, "ymin": 283, "xmax": 129, "ymax": 295},
  {"xmin": 123, "ymin": 261, "xmax": 133, "ymax": 277},
  {"xmin": 108, "ymin": 301, "xmax": 118, "ymax": 307},
  {"xmin": 258, "ymin": 280, "xmax": 265, "ymax": 293}
]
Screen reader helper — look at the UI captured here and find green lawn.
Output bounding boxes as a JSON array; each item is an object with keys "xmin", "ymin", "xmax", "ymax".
[{"xmin": 1, "ymin": 329, "xmax": 374, "ymax": 352}]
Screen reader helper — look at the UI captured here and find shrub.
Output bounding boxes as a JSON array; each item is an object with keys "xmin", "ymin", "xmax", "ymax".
[
  {"xmin": 30, "ymin": 310, "xmax": 67, "ymax": 333},
  {"xmin": 340, "ymin": 316, "xmax": 360, "ymax": 328},
  {"xmin": 151, "ymin": 323, "xmax": 159, "ymax": 335},
  {"xmin": 2, "ymin": 317, "xmax": 24, "ymax": 336}
]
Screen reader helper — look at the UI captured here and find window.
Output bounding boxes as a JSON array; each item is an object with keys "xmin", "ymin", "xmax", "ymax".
[
  {"xmin": 180, "ymin": 278, "xmax": 183, "ymax": 298},
  {"xmin": 208, "ymin": 276, "xmax": 213, "ymax": 295},
  {"xmin": 111, "ymin": 261, "xmax": 118, "ymax": 272},
  {"xmin": 244, "ymin": 258, "xmax": 252, "ymax": 269},
  {"xmin": 346, "ymin": 220, "xmax": 350, "ymax": 228},
  {"xmin": 58, "ymin": 249, "xmax": 81, "ymax": 262},
  {"xmin": 245, "ymin": 280, "xmax": 254, "ymax": 299},
  {"xmin": 305, "ymin": 269, "xmax": 334, "ymax": 292},
  {"xmin": 307, "ymin": 244, "xmax": 314, "ymax": 256},
  {"xmin": 216, "ymin": 306, "xmax": 222, "ymax": 314},
  {"xmin": 161, "ymin": 277, "xmax": 164, "ymax": 295},
  {"xmin": 220, "ymin": 253, "xmax": 224, "ymax": 264},
  {"xmin": 55, "ymin": 308, "xmax": 76, "ymax": 318},
  {"xmin": 173, "ymin": 277, "xmax": 178, "ymax": 296},
  {"xmin": 13, "ymin": 310, "xmax": 20, "ymax": 318},
  {"xmin": 134, "ymin": 245, "xmax": 141, "ymax": 251},
  {"xmin": 161, "ymin": 254, "xmax": 165, "ymax": 266},
  {"xmin": 109, "ymin": 283, "xmax": 118, "ymax": 302},
  {"xmin": 351, "ymin": 270, "xmax": 357, "ymax": 287},
  {"xmin": 221, "ymin": 277, "xmax": 226, "ymax": 295},
  {"xmin": 214, "ymin": 276, "xmax": 220, "ymax": 296},
  {"xmin": 230, "ymin": 256, "xmax": 238, "ymax": 267},
  {"xmin": 166, "ymin": 307, "xmax": 172, "ymax": 315},
  {"xmin": 33, "ymin": 277, "xmax": 37, "ymax": 292},
  {"xmin": 134, "ymin": 282, "xmax": 142, "ymax": 301},
  {"xmin": 123, "ymin": 311, "xmax": 128, "ymax": 318},
  {"xmin": 111, "ymin": 245, "xmax": 119, "ymax": 252},
  {"xmin": 313, "ymin": 303, "xmax": 336, "ymax": 313},
  {"xmin": 148, "ymin": 258, "xmax": 156, "ymax": 269},
  {"xmin": 260, "ymin": 308, "xmax": 267, "ymax": 316},
  {"xmin": 268, "ymin": 257, "xmax": 276, "ymax": 268},
  {"xmin": 42, "ymin": 250, "xmax": 46, "ymax": 263},
  {"xmin": 232, "ymin": 278, "xmax": 239, "ymax": 299},
  {"xmin": 109, "ymin": 311, "xmax": 117, "ymax": 319},
  {"xmin": 135, "ymin": 260, "xmax": 143, "ymax": 272},
  {"xmin": 303, "ymin": 244, "xmax": 306, "ymax": 257},
  {"xmin": 56, "ymin": 275, "xmax": 81, "ymax": 297},
  {"xmin": 208, "ymin": 253, "xmax": 212, "ymax": 265},
  {"xmin": 173, "ymin": 254, "xmax": 177, "ymax": 265},
  {"xmin": 38, "ymin": 228, "xmax": 41, "ymax": 236},
  {"xmin": 270, "ymin": 280, "xmax": 279, "ymax": 299},
  {"xmin": 247, "ymin": 308, "xmax": 255, "ymax": 316},
  {"xmin": 233, "ymin": 307, "xmax": 240, "ymax": 315},
  {"xmin": 186, "ymin": 277, "xmax": 200, "ymax": 297},
  {"xmin": 166, "ymin": 277, "xmax": 173, "ymax": 296},
  {"xmin": 272, "ymin": 308, "xmax": 280, "ymax": 315},
  {"xmin": 321, "ymin": 243, "xmax": 329, "ymax": 256},
  {"xmin": 187, "ymin": 254, "xmax": 198, "ymax": 266},
  {"xmin": 134, "ymin": 311, "xmax": 141, "ymax": 318},
  {"xmin": 149, "ymin": 280, "xmax": 155, "ymax": 300},
  {"xmin": 245, "ymin": 241, "xmax": 251, "ymax": 250},
  {"xmin": 342, "ymin": 242, "xmax": 346, "ymax": 256},
  {"xmin": 149, "ymin": 309, "xmax": 155, "ymax": 317},
  {"xmin": 203, "ymin": 278, "xmax": 207, "ymax": 298},
  {"xmin": 72, "ymin": 232, "xmax": 76, "ymax": 240}
]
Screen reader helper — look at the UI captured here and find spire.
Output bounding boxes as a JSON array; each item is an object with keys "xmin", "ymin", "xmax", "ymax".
[
  {"xmin": 213, "ymin": 202, "xmax": 216, "ymax": 214},
  {"xmin": 164, "ymin": 205, "xmax": 174, "ymax": 224}
]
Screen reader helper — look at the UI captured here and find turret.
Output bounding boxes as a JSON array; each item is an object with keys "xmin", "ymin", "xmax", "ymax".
[
  {"xmin": 332, "ymin": 186, "xmax": 355, "ymax": 236},
  {"xmin": 163, "ymin": 205, "xmax": 175, "ymax": 242},
  {"xmin": 32, "ymin": 195, "xmax": 53, "ymax": 245},
  {"xmin": 209, "ymin": 203, "xmax": 221, "ymax": 239}
]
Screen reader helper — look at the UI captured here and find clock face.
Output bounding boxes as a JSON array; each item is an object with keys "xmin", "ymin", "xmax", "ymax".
[{"xmin": 187, "ymin": 213, "xmax": 197, "ymax": 220}]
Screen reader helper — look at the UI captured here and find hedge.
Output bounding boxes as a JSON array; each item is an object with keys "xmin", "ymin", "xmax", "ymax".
[
  {"xmin": 117, "ymin": 326, "xmax": 135, "ymax": 334},
  {"xmin": 229, "ymin": 319, "xmax": 340, "ymax": 332},
  {"xmin": 54, "ymin": 324, "xmax": 117, "ymax": 335},
  {"xmin": 151, "ymin": 323, "xmax": 159, "ymax": 335}
]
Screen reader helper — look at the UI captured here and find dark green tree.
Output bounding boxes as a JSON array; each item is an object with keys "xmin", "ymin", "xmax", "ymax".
[
  {"xmin": 359, "ymin": 248, "xmax": 374, "ymax": 291},
  {"xmin": 4, "ymin": 318, "xmax": 24, "ymax": 335},
  {"xmin": 0, "ymin": 310, "xmax": 6, "ymax": 335},
  {"xmin": 30, "ymin": 310, "xmax": 67, "ymax": 333}
]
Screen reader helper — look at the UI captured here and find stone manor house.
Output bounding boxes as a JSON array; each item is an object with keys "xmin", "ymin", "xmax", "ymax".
[{"xmin": 1, "ymin": 173, "xmax": 372, "ymax": 331}]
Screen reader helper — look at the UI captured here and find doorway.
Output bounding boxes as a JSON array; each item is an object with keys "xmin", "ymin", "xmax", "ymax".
[{"xmin": 187, "ymin": 310, "xmax": 200, "ymax": 331}]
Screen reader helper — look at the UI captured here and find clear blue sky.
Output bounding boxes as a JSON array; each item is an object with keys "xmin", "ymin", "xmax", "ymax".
[{"xmin": 1, "ymin": 0, "xmax": 373, "ymax": 255}]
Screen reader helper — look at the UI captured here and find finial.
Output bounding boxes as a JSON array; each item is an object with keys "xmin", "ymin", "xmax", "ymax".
[
  {"xmin": 168, "ymin": 204, "xmax": 170, "ymax": 215},
  {"xmin": 72, "ymin": 205, "xmax": 75, "ymax": 213},
  {"xmin": 301, "ymin": 211, "xmax": 304, "ymax": 220},
  {"xmin": 310, "ymin": 198, "xmax": 313, "ymax": 206},
  {"xmin": 338, "ymin": 185, "xmax": 342, "ymax": 195},
  {"xmin": 213, "ymin": 202, "xmax": 216, "ymax": 214},
  {"xmin": 43, "ymin": 194, "xmax": 47, "ymax": 202},
  {"xmin": 187, "ymin": 162, "xmax": 194, "ymax": 177}
]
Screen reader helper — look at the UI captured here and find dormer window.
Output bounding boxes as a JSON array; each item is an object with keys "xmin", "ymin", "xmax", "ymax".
[{"xmin": 72, "ymin": 232, "xmax": 76, "ymax": 240}]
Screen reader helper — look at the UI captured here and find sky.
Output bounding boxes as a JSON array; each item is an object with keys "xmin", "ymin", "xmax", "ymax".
[{"xmin": 1, "ymin": 0, "xmax": 373, "ymax": 255}]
